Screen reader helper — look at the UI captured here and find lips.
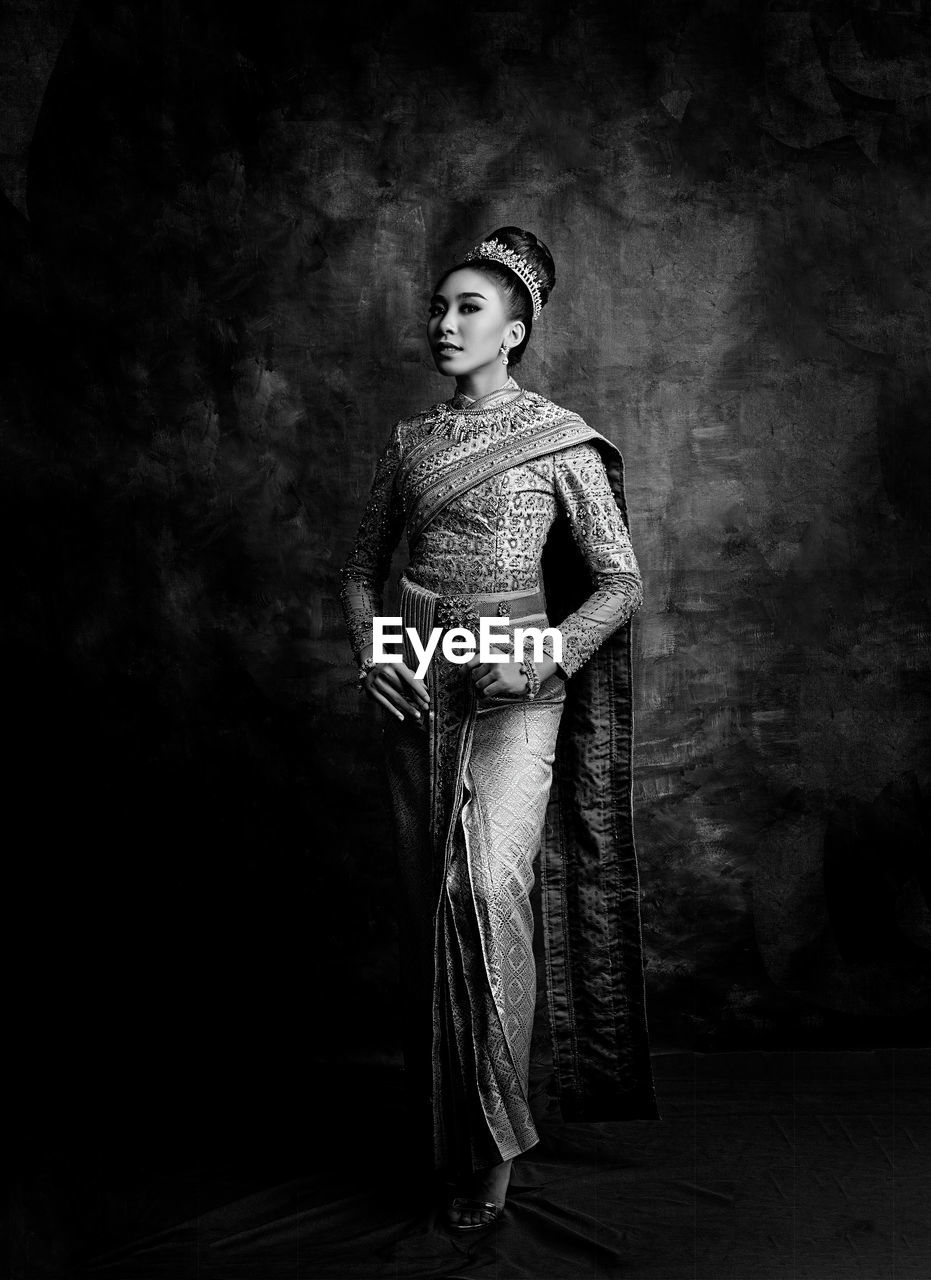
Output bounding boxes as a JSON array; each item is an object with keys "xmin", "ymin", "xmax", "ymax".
[{"xmin": 435, "ymin": 343, "xmax": 461, "ymax": 355}]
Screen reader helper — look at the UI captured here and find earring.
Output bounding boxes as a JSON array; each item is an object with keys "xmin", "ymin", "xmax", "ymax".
[{"xmin": 500, "ymin": 344, "xmax": 509, "ymax": 366}]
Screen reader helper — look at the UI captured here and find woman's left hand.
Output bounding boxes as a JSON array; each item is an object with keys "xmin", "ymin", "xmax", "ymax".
[{"xmin": 466, "ymin": 650, "xmax": 529, "ymax": 699}]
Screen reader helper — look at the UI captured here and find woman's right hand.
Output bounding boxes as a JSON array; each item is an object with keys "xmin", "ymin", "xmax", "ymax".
[{"xmin": 359, "ymin": 651, "xmax": 431, "ymax": 723}]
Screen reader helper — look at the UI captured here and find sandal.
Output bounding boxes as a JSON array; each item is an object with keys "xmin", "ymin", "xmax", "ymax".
[{"xmin": 446, "ymin": 1195, "xmax": 505, "ymax": 1232}]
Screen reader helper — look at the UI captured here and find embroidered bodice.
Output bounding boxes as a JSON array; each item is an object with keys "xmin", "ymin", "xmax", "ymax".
[{"xmin": 338, "ymin": 380, "xmax": 643, "ymax": 678}]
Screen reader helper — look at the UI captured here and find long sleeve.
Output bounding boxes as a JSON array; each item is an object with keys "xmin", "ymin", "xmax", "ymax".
[
  {"xmin": 338, "ymin": 422, "xmax": 406, "ymax": 662},
  {"xmin": 550, "ymin": 441, "xmax": 643, "ymax": 678}
]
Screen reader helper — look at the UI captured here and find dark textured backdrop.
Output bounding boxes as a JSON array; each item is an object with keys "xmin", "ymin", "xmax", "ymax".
[{"xmin": 3, "ymin": 0, "xmax": 930, "ymax": 1137}]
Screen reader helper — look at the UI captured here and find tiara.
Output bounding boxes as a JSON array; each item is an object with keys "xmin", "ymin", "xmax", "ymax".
[{"xmin": 462, "ymin": 239, "xmax": 545, "ymax": 320}]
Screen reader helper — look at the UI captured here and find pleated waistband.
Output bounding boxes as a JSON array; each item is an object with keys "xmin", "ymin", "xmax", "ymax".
[{"xmin": 398, "ymin": 577, "xmax": 439, "ymax": 675}]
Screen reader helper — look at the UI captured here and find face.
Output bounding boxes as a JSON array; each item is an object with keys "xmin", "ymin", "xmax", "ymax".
[{"xmin": 427, "ymin": 267, "xmax": 525, "ymax": 377}]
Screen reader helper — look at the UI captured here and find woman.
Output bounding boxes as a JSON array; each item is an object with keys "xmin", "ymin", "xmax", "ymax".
[{"xmin": 339, "ymin": 226, "xmax": 658, "ymax": 1231}]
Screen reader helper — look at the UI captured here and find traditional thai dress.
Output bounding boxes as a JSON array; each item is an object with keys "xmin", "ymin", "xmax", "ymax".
[{"xmin": 339, "ymin": 376, "xmax": 659, "ymax": 1176}]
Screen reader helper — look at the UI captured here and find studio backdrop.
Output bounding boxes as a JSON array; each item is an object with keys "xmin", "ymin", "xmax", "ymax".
[{"xmin": 3, "ymin": 0, "xmax": 929, "ymax": 1127}]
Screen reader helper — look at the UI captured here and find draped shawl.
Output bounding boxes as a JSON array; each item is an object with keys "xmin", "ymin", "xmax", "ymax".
[{"xmin": 407, "ymin": 405, "xmax": 660, "ymax": 1124}]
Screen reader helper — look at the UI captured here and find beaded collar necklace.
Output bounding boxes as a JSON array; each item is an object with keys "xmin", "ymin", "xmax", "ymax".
[
  {"xmin": 448, "ymin": 375, "xmax": 524, "ymax": 415},
  {"xmin": 429, "ymin": 377, "xmax": 526, "ymax": 442}
]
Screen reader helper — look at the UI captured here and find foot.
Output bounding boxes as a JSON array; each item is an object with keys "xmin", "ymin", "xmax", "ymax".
[{"xmin": 446, "ymin": 1158, "xmax": 512, "ymax": 1230}]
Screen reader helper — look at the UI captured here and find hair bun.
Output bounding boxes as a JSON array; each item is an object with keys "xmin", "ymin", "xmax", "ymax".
[{"xmin": 485, "ymin": 225, "xmax": 556, "ymax": 307}]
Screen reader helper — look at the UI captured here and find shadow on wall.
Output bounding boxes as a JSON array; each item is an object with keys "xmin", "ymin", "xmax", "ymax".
[{"xmin": 754, "ymin": 773, "xmax": 931, "ymax": 1020}]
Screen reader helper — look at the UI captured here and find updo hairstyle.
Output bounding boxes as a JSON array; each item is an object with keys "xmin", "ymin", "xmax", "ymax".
[{"xmin": 436, "ymin": 225, "xmax": 556, "ymax": 366}]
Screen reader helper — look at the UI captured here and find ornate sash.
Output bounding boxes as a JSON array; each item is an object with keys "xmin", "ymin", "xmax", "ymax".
[{"xmin": 398, "ymin": 404, "xmax": 609, "ymax": 548}]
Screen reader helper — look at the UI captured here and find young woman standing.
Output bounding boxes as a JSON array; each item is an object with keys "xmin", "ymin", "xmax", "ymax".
[{"xmin": 340, "ymin": 226, "xmax": 658, "ymax": 1230}]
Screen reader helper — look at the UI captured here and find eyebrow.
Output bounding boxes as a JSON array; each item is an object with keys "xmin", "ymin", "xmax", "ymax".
[{"xmin": 430, "ymin": 291, "xmax": 487, "ymax": 303}]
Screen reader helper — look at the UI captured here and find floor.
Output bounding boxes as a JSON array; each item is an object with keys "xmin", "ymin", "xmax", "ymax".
[{"xmin": 11, "ymin": 1048, "xmax": 931, "ymax": 1280}]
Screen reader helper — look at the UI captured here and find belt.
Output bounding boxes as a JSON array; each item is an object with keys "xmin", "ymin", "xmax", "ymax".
[
  {"xmin": 434, "ymin": 588, "xmax": 547, "ymax": 630},
  {"xmin": 399, "ymin": 575, "xmax": 547, "ymax": 632},
  {"xmin": 398, "ymin": 577, "xmax": 548, "ymax": 679}
]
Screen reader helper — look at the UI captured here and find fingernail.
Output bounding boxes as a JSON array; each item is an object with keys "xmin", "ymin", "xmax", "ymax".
[{"xmin": 412, "ymin": 710, "xmax": 420, "ymax": 718}]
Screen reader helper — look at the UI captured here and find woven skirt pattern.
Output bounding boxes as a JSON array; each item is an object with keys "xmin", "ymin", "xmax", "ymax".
[{"xmin": 384, "ymin": 575, "xmax": 567, "ymax": 1173}]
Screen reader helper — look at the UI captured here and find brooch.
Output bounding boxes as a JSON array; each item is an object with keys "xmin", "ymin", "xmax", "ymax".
[{"xmin": 435, "ymin": 593, "xmax": 481, "ymax": 633}]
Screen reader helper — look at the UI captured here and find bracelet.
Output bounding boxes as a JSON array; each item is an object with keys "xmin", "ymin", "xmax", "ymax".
[{"xmin": 519, "ymin": 657, "xmax": 540, "ymax": 700}]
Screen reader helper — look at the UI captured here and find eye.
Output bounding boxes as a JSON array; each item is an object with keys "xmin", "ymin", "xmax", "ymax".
[
  {"xmin": 428, "ymin": 303, "xmax": 445, "ymax": 318},
  {"xmin": 460, "ymin": 303, "xmax": 479, "ymax": 313}
]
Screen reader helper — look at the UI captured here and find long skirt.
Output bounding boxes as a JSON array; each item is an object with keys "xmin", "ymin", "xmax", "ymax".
[{"xmin": 383, "ymin": 575, "xmax": 567, "ymax": 1176}]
